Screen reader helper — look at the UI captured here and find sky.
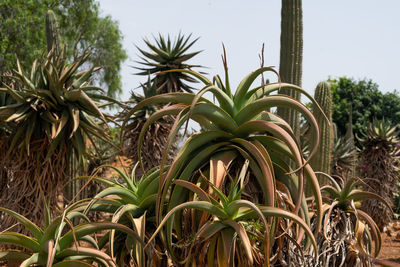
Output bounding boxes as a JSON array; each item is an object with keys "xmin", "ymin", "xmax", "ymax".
[{"xmin": 98, "ymin": 0, "xmax": 400, "ymax": 102}]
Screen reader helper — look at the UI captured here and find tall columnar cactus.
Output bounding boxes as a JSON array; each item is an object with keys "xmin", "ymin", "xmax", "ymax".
[
  {"xmin": 276, "ymin": 0, "xmax": 303, "ymax": 138},
  {"xmin": 309, "ymin": 81, "xmax": 333, "ymax": 181},
  {"xmin": 345, "ymin": 104, "xmax": 357, "ymax": 177},
  {"xmin": 45, "ymin": 10, "xmax": 61, "ymax": 55}
]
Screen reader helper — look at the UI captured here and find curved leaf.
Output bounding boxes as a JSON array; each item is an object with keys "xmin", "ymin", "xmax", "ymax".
[
  {"xmin": 0, "ymin": 232, "xmax": 41, "ymax": 252},
  {"xmin": 233, "ymin": 66, "xmax": 279, "ymax": 107},
  {"xmin": 59, "ymin": 222, "xmax": 144, "ymax": 251},
  {"xmin": 0, "ymin": 207, "xmax": 43, "ymax": 239},
  {"xmin": 235, "ymin": 95, "xmax": 320, "ymax": 163}
]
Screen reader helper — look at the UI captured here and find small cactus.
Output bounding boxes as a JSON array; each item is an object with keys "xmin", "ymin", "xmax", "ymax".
[
  {"xmin": 46, "ymin": 10, "xmax": 61, "ymax": 55},
  {"xmin": 310, "ymin": 81, "xmax": 333, "ymax": 184}
]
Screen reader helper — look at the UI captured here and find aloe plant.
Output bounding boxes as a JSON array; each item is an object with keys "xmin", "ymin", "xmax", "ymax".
[
  {"xmin": 331, "ymin": 136, "xmax": 358, "ymax": 178},
  {"xmin": 122, "ymin": 54, "xmax": 328, "ymax": 265},
  {"xmin": 120, "ymin": 77, "xmax": 178, "ymax": 173},
  {"xmin": 135, "ymin": 33, "xmax": 202, "ymax": 94},
  {"xmin": 146, "ymin": 162, "xmax": 317, "ymax": 266},
  {"xmin": 358, "ymin": 119, "xmax": 399, "ymax": 230},
  {"xmin": 71, "ymin": 164, "xmax": 164, "ymax": 266},
  {"xmin": 314, "ymin": 173, "xmax": 392, "ymax": 266},
  {"xmin": 0, "ymin": 204, "xmax": 143, "ymax": 267},
  {"xmin": 0, "ymin": 48, "xmax": 116, "ymax": 230}
]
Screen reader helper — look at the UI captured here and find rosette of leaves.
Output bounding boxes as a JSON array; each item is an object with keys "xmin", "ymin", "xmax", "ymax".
[
  {"xmin": 331, "ymin": 136, "xmax": 358, "ymax": 178},
  {"xmin": 0, "ymin": 48, "xmax": 115, "ymax": 230},
  {"xmin": 314, "ymin": 173, "xmax": 392, "ymax": 266},
  {"xmin": 120, "ymin": 77, "xmax": 178, "ymax": 173},
  {"xmin": 122, "ymin": 54, "xmax": 328, "ymax": 265},
  {"xmin": 73, "ymin": 164, "xmax": 164, "ymax": 266},
  {"xmin": 358, "ymin": 119, "xmax": 400, "ymax": 230},
  {"xmin": 0, "ymin": 204, "xmax": 143, "ymax": 267},
  {"xmin": 135, "ymin": 33, "xmax": 202, "ymax": 94},
  {"xmin": 146, "ymin": 162, "xmax": 317, "ymax": 266}
]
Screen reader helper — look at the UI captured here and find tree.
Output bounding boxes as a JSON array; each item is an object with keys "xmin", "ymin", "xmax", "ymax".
[
  {"xmin": 0, "ymin": 0, "xmax": 127, "ymax": 97},
  {"xmin": 330, "ymin": 77, "xmax": 400, "ymax": 140}
]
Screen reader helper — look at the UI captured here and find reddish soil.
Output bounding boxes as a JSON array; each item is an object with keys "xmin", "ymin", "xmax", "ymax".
[{"xmin": 376, "ymin": 221, "xmax": 400, "ymax": 266}]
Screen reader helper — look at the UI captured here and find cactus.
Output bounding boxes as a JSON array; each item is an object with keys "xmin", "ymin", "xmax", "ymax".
[
  {"xmin": 45, "ymin": 10, "xmax": 61, "ymax": 55},
  {"xmin": 344, "ymin": 103, "xmax": 357, "ymax": 177},
  {"xmin": 276, "ymin": 0, "xmax": 303, "ymax": 138},
  {"xmin": 309, "ymin": 82, "xmax": 333, "ymax": 181}
]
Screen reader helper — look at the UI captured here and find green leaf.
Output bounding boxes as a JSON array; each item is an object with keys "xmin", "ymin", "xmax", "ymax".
[
  {"xmin": 56, "ymin": 247, "xmax": 116, "ymax": 267},
  {"xmin": 0, "ymin": 232, "xmax": 41, "ymax": 252},
  {"xmin": 84, "ymin": 187, "xmax": 139, "ymax": 215},
  {"xmin": 235, "ymin": 95, "xmax": 320, "ymax": 162},
  {"xmin": 59, "ymin": 222, "xmax": 144, "ymax": 251},
  {"xmin": 233, "ymin": 66, "xmax": 279, "ymax": 107},
  {"xmin": 0, "ymin": 208, "xmax": 43, "ymax": 239}
]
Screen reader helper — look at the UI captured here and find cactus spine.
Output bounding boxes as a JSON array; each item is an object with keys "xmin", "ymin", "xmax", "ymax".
[
  {"xmin": 46, "ymin": 10, "xmax": 61, "ymax": 55},
  {"xmin": 310, "ymin": 82, "xmax": 333, "ymax": 182},
  {"xmin": 276, "ymin": 0, "xmax": 303, "ymax": 138}
]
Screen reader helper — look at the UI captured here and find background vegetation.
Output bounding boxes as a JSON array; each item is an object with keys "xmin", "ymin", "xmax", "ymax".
[{"xmin": 0, "ymin": 0, "xmax": 127, "ymax": 97}]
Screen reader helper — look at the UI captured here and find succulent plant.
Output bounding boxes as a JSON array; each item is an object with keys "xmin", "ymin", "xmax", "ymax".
[
  {"xmin": 134, "ymin": 33, "xmax": 202, "ymax": 94},
  {"xmin": 120, "ymin": 77, "xmax": 178, "ymax": 173},
  {"xmin": 358, "ymin": 119, "xmax": 400, "ymax": 230},
  {"xmin": 276, "ymin": 0, "xmax": 303, "ymax": 138},
  {"xmin": 83, "ymin": 164, "xmax": 163, "ymax": 265},
  {"xmin": 313, "ymin": 173, "xmax": 391, "ymax": 266},
  {"xmin": 0, "ymin": 204, "xmax": 142, "ymax": 266},
  {"xmin": 0, "ymin": 48, "xmax": 115, "ymax": 230},
  {"xmin": 122, "ymin": 53, "xmax": 328, "ymax": 265},
  {"xmin": 331, "ymin": 136, "xmax": 358, "ymax": 178},
  {"xmin": 309, "ymin": 81, "xmax": 333, "ymax": 179},
  {"xmin": 147, "ymin": 163, "xmax": 317, "ymax": 266}
]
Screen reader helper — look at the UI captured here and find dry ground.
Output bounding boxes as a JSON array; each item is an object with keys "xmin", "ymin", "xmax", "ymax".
[{"xmin": 376, "ymin": 221, "xmax": 400, "ymax": 266}]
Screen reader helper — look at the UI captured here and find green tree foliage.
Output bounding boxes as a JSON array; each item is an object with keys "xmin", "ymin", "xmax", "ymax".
[
  {"xmin": 330, "ymin": 77, "xmax": 400, "ymax": 139},
  {"xmin": 0, "ymin": 0, "xmax": 127, "ymax": 97}
]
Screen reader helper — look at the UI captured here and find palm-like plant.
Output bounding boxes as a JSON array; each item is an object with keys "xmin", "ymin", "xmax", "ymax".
[
  {"xmin": 0, "ymin": 48, "xmax": 115, "ymax": 229},
  {"xmin": 0, "ymin": 204, "xmax": 142, "ymax": 266},
  {"xmin": 120, "ymin": 78, "xmax": 178, "ymax": 173},
  {"xmin": 135, "ymin": 33, "xmax": 202, "ymax": 94},
  {"xmin": 358, "ymin": 119, "xmax": 400, "ymax": 230},
  {"xmin": 122, "ymin": 34, "xmax": 202, "ymax": 172},
  {"xmin": 122, "ymin": 55, "xmax": 327, "ymax": 265},
  {"xmin": 315, "ymin": 173, "xmax": 391, "ymax": 266}
]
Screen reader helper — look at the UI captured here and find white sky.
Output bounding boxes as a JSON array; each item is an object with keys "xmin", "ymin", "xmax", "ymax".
[{"xmin": 98, "ymin": 0, "xmax": 400, "ymax": 101}]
